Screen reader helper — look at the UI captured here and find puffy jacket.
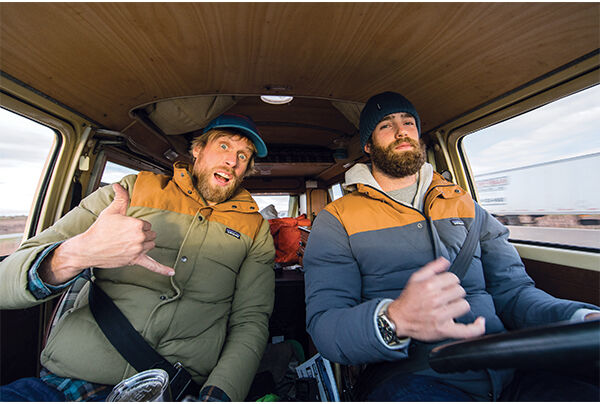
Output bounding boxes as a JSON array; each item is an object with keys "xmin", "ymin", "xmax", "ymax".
[
  {"xmin": 0, "ymin": 162, "xmax": 276, "ymax": 401},
  {"xmin": 304, "ymin": 163, "xmax": 596, "ymax": 400}
]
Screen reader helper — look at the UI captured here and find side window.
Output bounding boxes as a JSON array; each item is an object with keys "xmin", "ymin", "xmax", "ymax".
[
  {"xmin": 328, "ymin": 183, "xmax": 344, "ymax": 201},
  {"xmin": 100, "ymin": 161, "xmax": 139, "ymax": 187},
  {"xmin": 0, "ymin": 108, "xmax": 57, "ymax": 256},
  {"xmin": 461, "ymin": 85, "xmax": 599, "ymax": 250}
]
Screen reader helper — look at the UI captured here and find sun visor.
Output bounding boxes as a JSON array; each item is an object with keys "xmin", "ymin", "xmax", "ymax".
[
  {"xmin": 133, "ymin": 95, "xmax": 240, "ymax": 135},
  {"xmin": 330, "ymin": 100, "xmax": 363, "ymax": 129}
]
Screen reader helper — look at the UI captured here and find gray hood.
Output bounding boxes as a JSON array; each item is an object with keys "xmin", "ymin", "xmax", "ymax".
[{"xmin": 343, "ymin": 162, "xmax": 434, "ymax": 210}]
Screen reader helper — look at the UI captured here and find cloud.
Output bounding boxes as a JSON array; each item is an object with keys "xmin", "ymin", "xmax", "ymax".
[
  {"xmin": 464, "ymin": 86, "xmax": 600, "ymax": 174},
  {"xmin": 0, "ymin": 108, "xmax": 56, "ymax": 165},
  {"xmin": 0, "ymin": 109, "xmax": 57, "ymax": 215}
]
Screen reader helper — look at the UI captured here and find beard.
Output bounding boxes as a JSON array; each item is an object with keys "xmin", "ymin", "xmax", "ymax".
[
  {"xmin": 369, "ymin": 137, "xmax": 426, "ymax": 178},
  {"xmin": 192, "ymin": 164, "xmax": 243, "ymax": 204}
]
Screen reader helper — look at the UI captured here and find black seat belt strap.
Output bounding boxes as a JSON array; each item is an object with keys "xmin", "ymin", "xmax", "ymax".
[
  {"xmin": 447, "ymin": 204, "xmax": 483, "ymax": 280},
  {"xmin": 88, "ymin": 281, "xmax": 199, "ymax": 400}
]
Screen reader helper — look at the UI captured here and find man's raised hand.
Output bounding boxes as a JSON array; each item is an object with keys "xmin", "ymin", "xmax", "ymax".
[
  {"xmin": 39, "ymin": 183, "xmax": 174, "ymax": 285},
  {"xmin": 386, "ymin": 257, "xmax": 485, "ymax": 342},
  {"xmin": 84, "ymin": 183, "xmax": 175, "ymax": 275}
]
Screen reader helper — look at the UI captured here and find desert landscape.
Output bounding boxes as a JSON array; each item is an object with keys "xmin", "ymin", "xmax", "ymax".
[{"xmin": 0, "ymin": 215, "xmax": 26, "ymax": 256}]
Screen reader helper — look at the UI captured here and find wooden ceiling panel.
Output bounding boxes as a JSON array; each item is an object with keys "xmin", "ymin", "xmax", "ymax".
[{"xmin": 1, "ymin": 2, "xmax": 598, "ymax": 178}]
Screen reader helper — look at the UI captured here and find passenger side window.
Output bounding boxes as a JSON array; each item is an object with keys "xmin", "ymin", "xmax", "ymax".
[
  {"xmin": 461, "ymin": 85, "xmax": 600, "ymax": 250},
  {"xmin": 100, "ymin": 161, "xmax": 139, "ymax": 187},
  {"xmin": 0, "ymin": 108, "xmax": 57, "ymax": 256}
]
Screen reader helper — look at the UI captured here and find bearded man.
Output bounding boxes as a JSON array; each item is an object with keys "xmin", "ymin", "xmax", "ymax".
[
  {"xmin": 0, "ymin": 114, "xmax": 276, "ymax": 402},
  {"xmin": 303, "ymin": 92, "xmax": 599, "ymax": 401}
]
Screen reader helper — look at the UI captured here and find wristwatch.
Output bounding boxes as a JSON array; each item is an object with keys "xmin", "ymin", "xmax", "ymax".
[{"xmin": 377, "ymin": 302, "xmax": 404, "ymax": 347}]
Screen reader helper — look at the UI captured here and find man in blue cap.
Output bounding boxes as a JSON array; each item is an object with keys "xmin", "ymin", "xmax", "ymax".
[
  {"xmin": 303, "ymin": 92, "xmax": 599, "ymax": 401},
  {"xmin": 0, "ymin": 113, "xmax": 275, "ymax": 401}
]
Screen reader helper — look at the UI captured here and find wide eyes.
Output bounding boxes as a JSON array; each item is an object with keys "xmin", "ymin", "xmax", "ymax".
[{"xmin": 219, "ymin": 142, "xmax": 248, "ymax": 161}]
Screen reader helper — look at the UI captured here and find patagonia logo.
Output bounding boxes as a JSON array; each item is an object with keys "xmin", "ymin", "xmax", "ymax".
[
  {"xmin": 451, "ymin": 219, "xmax": 465, "ymax": 226},
  {"xmin": 225, "ymin": 228, "xmax": 241, "ymax": 239}
]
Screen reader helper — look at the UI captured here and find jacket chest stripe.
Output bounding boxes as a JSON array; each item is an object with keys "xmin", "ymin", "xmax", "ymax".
[
  {"xmin": 333, "ymin": 206, "xmax": 425, "ymax": 237},
  {"xmin": 329, "ymin": 195, "xmax": 475, "ymax": 237},
  {"xmin": 131, "ymin": 173, "xmax": 201, "ymax": 216},
  {"xmin": 427, "ymin": 198, "xmax": 475, "ymax": 221},
  {"xmin": 208, "ymin": 211, "xmax": 259, "ymax": 240}
]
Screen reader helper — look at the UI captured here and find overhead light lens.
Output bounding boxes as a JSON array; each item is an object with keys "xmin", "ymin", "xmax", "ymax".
[{"xmin": 260, "ymin": 95, "xmax": 293, "ymax": 105}]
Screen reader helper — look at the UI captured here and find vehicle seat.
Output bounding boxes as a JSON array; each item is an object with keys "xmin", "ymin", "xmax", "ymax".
[{"xmin": 42, "ymin": 276, "xmax": 89, "ymax": 349}]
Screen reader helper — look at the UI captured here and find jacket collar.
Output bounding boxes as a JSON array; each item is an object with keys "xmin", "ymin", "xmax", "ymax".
[
  {"xmin": 421, "ymin": 173, "xmax": 468, "ymax": 216},
  {"xmin": 172, "ymin": 162, "xmax": 259, "ymax": 213},
  {"xmin": 344, "ymin": 162, "xmax": 467, "ymax": 213}
]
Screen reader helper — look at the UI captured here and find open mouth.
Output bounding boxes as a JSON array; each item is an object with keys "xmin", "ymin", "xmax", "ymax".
[{"xmin": 213, "ymin": 171, "xmax": 232, "ymax": 185}]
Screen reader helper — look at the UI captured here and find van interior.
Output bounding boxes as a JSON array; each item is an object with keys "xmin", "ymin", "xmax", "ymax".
[{"xmin": 0, "ymin": 3, "xmax": 598, "ymax": 399}]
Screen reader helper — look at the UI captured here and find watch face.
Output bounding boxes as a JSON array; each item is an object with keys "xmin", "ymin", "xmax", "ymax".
[{"xmin": 377, "ymin": 316, "xmax": 398, "ymax": 344}]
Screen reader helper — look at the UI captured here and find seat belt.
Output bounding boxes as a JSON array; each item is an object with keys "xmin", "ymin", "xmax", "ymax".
[
  {"xmin": 447, "ymin": 205, "xmax": 484, "ymax": 280},
  {"xmin": 88, "ymin": 281, "xmax": 200, "ymax": 401}
]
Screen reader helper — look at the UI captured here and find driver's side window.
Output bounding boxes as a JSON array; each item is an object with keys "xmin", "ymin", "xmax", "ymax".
[{"xmin": 0, "ymin": 108, "xmax": 57, "ymax": 257}]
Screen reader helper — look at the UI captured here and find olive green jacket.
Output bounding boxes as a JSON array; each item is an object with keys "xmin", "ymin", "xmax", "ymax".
[{"xmin": 0, "ymin": 162, "xmax": 276, "ymax": 401}]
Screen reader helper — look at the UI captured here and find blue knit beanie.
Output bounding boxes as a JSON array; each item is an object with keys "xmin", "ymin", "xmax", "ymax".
[{"xmin": 359, "ymin": 91, "xmax": 421, "ymax": 151}]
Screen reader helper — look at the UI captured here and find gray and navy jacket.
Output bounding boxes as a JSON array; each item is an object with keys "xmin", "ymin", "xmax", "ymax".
[{"xmin": 304, "ymin": 163, "xmax": 597, "ymax": 400}]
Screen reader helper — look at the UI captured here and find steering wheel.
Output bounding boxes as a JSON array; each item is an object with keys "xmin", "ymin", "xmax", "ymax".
[{"xmin": 428, "ymin": 319, "xmax": 600, "ymax": 373}]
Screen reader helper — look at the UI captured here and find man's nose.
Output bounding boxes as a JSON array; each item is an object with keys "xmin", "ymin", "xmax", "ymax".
[
  {"xmin": 396, "ymin": 124, "xmax": 412, "ymax": 138},
  {"xmin": 223, "ymin": 152, "xmax": 237, "ymax": 167},
  {"xmin": 394, "ymin": 124, "xmax": 405, "ymax": 138}
]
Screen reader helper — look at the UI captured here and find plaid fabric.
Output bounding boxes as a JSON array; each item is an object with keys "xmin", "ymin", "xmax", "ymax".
[
  {"xmin": 199, "ymin": 385, "xmax": 231, "ymax": 402},
  {"xmin": 27, "ymin": 242, "xmax": 86, "ymax": 299},
  {"xmin": 40, "ymin": 368, "xmax": 112, "ymax": 402}
]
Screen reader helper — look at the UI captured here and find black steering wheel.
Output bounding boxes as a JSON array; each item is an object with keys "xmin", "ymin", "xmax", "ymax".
[{"xmin": 428, "ymin": 319, "xmax": 600, "ymax": 373}]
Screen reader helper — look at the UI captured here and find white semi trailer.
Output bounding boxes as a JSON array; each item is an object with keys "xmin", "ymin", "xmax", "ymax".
[{"xmin": 474, "ymin": 153, "xmax": 600, "ymax": 226}]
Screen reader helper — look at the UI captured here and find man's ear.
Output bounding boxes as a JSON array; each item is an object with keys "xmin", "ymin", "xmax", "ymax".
[
  {"xmin": 192, "ymin": 144, "xmax": 202, "ymax": 160},
  {"xmin": 364, "ymin": 142, "xmax": 371, "ymax": 154}
]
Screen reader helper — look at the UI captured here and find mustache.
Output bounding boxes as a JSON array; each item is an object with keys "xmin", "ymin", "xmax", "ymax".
[{"xmin": 388, "ymin": 137, "xmax": 420, "ymax": 150}]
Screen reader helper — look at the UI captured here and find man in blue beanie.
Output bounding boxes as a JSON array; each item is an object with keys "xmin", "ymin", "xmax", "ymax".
[{"xmin": 303, "ymin": 91, "xmax": 599, "ymax": 401}]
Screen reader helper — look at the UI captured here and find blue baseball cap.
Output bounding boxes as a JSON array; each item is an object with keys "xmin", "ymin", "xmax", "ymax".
[{"xmin": 203, "ymin": 113, "xmax": 268, "ymax": 157}]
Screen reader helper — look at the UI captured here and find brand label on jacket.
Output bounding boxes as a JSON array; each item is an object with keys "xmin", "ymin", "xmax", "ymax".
[
  {"xmin": 225, "ymin": 228, "xmax": 241, "ymax": 239},
  {"xmin": 451, "ymin": 219, "xmax": 465, "ymax": 226}
]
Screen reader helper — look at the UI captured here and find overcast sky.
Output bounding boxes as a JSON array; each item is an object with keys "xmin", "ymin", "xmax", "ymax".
[
  {"xmin": 462, "ymin": 85, "xmax": 600, "ymax": 175},
  {"xmin": 1, "ymin": 85, "xmax": 598, "ymax": 217},
  {"xmin": 0, "ymin": 110, "xmax": 55, "ymax": 216}
]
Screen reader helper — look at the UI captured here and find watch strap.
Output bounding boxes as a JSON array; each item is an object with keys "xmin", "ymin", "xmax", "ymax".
[{"xmin": 375, "ymin": 300, "xmax": 409, "ymax": 349}]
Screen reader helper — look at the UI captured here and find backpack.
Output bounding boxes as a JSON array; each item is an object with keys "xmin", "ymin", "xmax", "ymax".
[{"xmin": 268, "ymin": 215, "xmax": 311, "ymax": 264}]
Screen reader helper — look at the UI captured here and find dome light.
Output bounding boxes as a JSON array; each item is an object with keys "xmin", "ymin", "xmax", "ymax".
[{"xmin": 260, "ymin": 95, "xmax": 293, "ymax": 105}]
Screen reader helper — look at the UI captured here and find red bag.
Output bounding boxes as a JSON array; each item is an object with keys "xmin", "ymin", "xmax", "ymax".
[{"xmin": 268, "ymin": 214, "xmax": 311, "ymax": 264}]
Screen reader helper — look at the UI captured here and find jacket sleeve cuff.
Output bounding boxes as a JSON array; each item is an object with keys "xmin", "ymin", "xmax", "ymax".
[
  {"xmin": 571, "ymin": 308, "xmax": 600, "ymax": 322},
  {"xmin": 373, "ymin": 299, "xmax": 410, "ymax": 350},
  {"xmin": 27, "ymin": 241, "xmax": 83, "ymax": 299}
]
